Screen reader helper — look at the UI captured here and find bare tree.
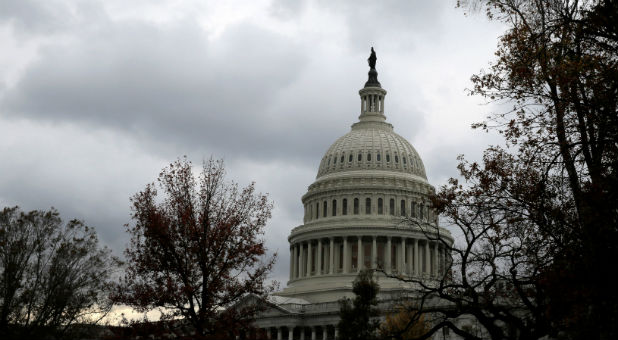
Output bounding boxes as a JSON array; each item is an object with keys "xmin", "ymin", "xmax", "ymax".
[{"xmin": 0, "ymin": 206, "xmax": 117, "ymax": 340}]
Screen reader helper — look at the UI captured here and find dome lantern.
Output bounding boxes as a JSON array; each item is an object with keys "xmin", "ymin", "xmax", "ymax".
[{"xmin": 359, "ymin": 47, "xmax": 387, "ymax": 123}]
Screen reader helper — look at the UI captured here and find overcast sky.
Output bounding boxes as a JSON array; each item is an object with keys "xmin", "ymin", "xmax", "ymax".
[{"xmin": 0, "ymin": 0, "xmax": 506, "ymax": 289}]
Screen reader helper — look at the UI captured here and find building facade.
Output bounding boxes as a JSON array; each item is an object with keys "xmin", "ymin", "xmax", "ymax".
[{"xmin": 251, "ymin": 51, "xmax": 454, "ymax": 340}]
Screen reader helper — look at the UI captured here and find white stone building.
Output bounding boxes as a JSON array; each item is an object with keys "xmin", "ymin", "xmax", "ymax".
[{"xmin": 250, "ymin": 52, "xmax": 454, "ymax": 340}]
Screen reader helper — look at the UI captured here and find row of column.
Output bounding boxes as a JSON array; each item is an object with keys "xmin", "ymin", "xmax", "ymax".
[
  {"xmin": 289, "ymin": 236, "xmax": 448, "ymax": 280},
  {"xmin": 305, "ymin": 196, "xmax": 435, "ymax": 223},
  {"xmin": 361, "ymin": 93, "xmax": 384, "ymax": 113},
  {"xmin": 255, "ymin": 324, "xmax": 337, "ymax": 340}
]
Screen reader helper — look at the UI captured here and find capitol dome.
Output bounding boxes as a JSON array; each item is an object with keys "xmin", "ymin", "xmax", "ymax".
[
  {"xmin": 317, "ymin": 119, "xmax": 427, "ymax": 179},
  {"xmin": 250, "ymin": 49, "xmax": 454, "ymax": 340},
  {"xmin": 277, "ymin": 49, "xmax": 452, "ymax": 304}
]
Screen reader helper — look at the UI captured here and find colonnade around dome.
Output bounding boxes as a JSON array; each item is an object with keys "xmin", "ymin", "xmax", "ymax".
[
  {"xmin": 251, "ymin": 324, "xmax": 339, "ymax": 340},
  {"xmin": 288, "ymin": 233, "xmax": 448, "ymax": 281}
]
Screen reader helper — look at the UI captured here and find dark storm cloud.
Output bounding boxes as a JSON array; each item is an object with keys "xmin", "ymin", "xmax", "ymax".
[
  {"xmin": 1, "ymin": 18, "xmax": 318, "ymax": 162},
  {"xmin": 0, "ymin": 0, "xmax": 94, "ymax": 35},
  {"xmin": 1, "ymin": 0, "xmax": 443, "ymax": 168},
  {"xmin": 0, "ymin": 0, "xmax": 506, "ymax": 291},
  {"xmin": 331, "ymin": 0, "xmax": 448, "ymax": 52},
  {"xmin": 270, "ymin": 0, "xmax": 448, "ymax": 52}
]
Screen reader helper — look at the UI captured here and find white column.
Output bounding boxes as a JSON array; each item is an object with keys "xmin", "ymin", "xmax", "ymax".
[
  {"xmin": 289, "ymin": 327, "xmax": 293, "ymax": 340},
  {"xmin": 300, "ymin": 327, "xmax": 305, "ymax": 340},
  {"xmin": 343, "ymin": 237, "xmax": 349, "ymax": 273},
  {"xmin": 311, "ymin": 327, "xmax": 316, "ymax": 340},
  {"xmin": 335, "ymin": 240, "xmax": 340, "ymax": 273},
  {"xmin": 425, "ymin": 241, "xmax": 430, "ymax": 276},
  {"xmin": 433, "ymin": 243, "xmax": 438, "ymax": 276},
  {"xmin": 414, "ymin": 239, "xmax": 419, "ymax": 277},
  {"xmin": 289, "ymin": 247, "xmax": 293, "ymax": 280},
  {"xmin": 329, "ymin": 237, "xmax": 335, "ymax": 274},
  {"xmin": 407, "ymin": 242, "xmax": 413, "ymax": 276},
  {"xmin": 357, "ymin": 237, "xmax": 363, "ymax": 273},
  {"xmin": 293, "ymin": 245, "xmax": 298, "ymax": 279},
  {"xmin": 267, "ymin": 329, "xmax": 272, "ymax": 340},
  {"xmin": 335, "ymin": 327, "xmax": 339, "ymax": 339},
  {"xmin": 277, "ymin": 327, "xmax": 282, "ymax": 340},
  {"xmin": 307, "ymin": 240, "xmax": 313, "ymax": 276},
  {"xmin": 372, "ymin": 236, "xmax": 377, "ymax": 269},
  {"xmin": 442, "ymin": 246, "xmax": 448, "ymax": 275},
  {"xmin": 298, "ymin": 243, "xmax": 304, "ymax": 278},
  {"xmin": 400, "ymin": 238, "xmax": 406, "ymax": 275},
  {"xmin": 437, "ymin": 245, "xmax": 442, "ymax": 276},
  {"xmin": 386, "ymin": 236, "xmax": 392, "ymax": 274},
  {"xmin": 317, "ymin": 239, "xmax": 323, "ymax": 275},
  {"xmin": 361, "ymin": 94, "xmax": 364, "ymax": 114}
]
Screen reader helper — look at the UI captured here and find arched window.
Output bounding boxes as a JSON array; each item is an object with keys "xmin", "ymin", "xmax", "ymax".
[
  {"xmin": 378, "ymin": 198, "xmax": 383, "ymax": 214},
  {"xmin": 377, "ymin": 153, "xmax": 381, "ymax": 161},
  {"xmin": 367, "ymin": 153, "xmax": 372, "ymax": 161},
  {"xmin": 386, "ymin": 154, "xmax": 391, "ymax": 162},
  {"xmin": 327, "ymin": 157, "xmax": 330, "ymax": 165},
  {"xmin": 316, "ymin": 202, "xmax": 319, "ymax": 219},
  {"xmin": 349, "ymin": 154, "xmax": 353, "ymax": 162},
  {"xmin": 365, "ymin": 198, "xmax": 371, "ymax": 214},
  {"xmin": 332, "ymin": 199, "xmax": 337, "ymax": 216},
  {"xmin": 340, "ymin": 155, "xmax": 344, "ymax": 163},
  {"xmin": 400, "ymin": 200, "xmax": 406, "ymax": 216},
  {"xmin": 419, "ymin": 204, "xmax": 424, "ymax": 220},
  {"xmin": 389, "ymin": 199, "xmax": 395, "ymax": 215},
  {"xmin": 334, "ymin": 156, "xmax": 337, "ymax": 164},
  {"xmin": 343, "ymin": 199, "xmax": 348, "ymax": 215},
  {"xmin": 403, "ymin": 157, "xmax": 407, "ymax": 165},
  {"xmin": 395, "ymin": 155, "xmax": 399, "ymax": 163},
  {"xmin": 358, "ymin": 153, "xmax": 362, "ymax": 162},
  {"xmin": 323, "ymin": 201, "xmax": 327, "ymax": 217},
  {"xmin": 411, "ymin": 202, "xmax": 416, "ymax": 217},
  {"xmin": 354, "ymin": 198, "xmax": 359, "ymax": 215}
]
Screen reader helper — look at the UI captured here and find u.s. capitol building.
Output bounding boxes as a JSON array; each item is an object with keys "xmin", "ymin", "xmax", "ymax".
[{"xmin": 250, "ymin": 50, "xmax": 453, "ymax": 340}]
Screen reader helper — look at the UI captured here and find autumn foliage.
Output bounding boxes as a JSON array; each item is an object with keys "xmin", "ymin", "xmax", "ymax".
[
  {"xmin": 380, "ymin": 303, "xmax": 430, "ymax": 340},
  {"xmin": 386, "ymin": 1, "xmax": 617, "ymax": 339},
  {"xmin": 112, "ymin": 158, "xmax": 277, "ymax": 338}
]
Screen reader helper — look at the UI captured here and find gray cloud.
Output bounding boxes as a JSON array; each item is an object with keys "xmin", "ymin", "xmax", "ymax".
[
  {"xmin": 1, "ymin": 19, "xmax": 316, "ymax": 162},
  {"xmin": 0, "ymin": 0, "xmax": 102, "ymax": 36},
  {"xmin": 270, "ymin": 0, "xmax": 448, "ymax": 52},
  {"xmin": 0, "ymin": 0, "xmax": 506, "ymax": 290}
]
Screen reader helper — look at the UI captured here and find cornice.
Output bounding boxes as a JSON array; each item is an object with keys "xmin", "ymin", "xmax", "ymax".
[{"xmin": 287, "ymin": 221, "xmax": 453, "ymax": 244}]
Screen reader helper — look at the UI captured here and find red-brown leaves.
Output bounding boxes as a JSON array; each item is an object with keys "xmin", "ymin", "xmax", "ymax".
[
  {"xmin": 112, "ymin": 157, "xmax": 277, "ymax": 337},
  {"xmin": 425, "ymin": 1, "xmax": 618, "ymax": 339}
]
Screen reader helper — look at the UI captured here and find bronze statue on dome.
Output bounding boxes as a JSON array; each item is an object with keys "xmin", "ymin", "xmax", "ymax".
[
  {"xmin": 368, "ymin": 47, "xmax": 377, "ymax": 69},
  {"xmin": 364, "ymin": 47, "xmax": 381, "ymax": 87}
]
